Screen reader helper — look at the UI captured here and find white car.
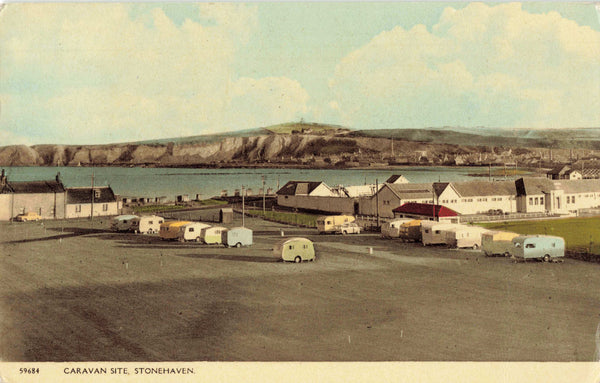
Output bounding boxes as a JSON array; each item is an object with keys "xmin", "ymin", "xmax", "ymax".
[{"xmin": 338, "ymin": 222, "xmax": 361, "ymax": 235}]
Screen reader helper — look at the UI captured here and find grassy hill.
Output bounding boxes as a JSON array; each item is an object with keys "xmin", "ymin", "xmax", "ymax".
[{"xmin": 353, "ymin": 127, "xmax": 600, "ymax": 150}]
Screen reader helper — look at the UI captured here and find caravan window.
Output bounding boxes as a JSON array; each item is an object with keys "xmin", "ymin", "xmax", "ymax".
[
  {"xmin": 526, "ymin": 243, "xmax": 535, "ymax": 249},
  {"xmin": 288, "ymin": 245, "xmax": 293, "ymax": 250},
  {"xmin": 189, "ymin": 227, "xmax": 194, "ymax": 232},
  {"xmin": 148, "ymin": 221, "xmax": 153, "ymax": 225}
]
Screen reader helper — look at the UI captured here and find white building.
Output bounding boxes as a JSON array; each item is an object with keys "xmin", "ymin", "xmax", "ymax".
[
  {"xmin": 433, "ymin": 180, "xmax": 517, "ymax": 215},
  {"xmin": 65, "ymin": 186, "xmax": 119, "ymax": 218}
]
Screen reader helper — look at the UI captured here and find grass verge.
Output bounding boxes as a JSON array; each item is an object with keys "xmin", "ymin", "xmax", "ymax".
[
  {"xmin": 246, "ymin": 209, "xmax": 319, "ymax": 228},
  {"xmin": 480, "ymin": 216, "xmax": 600, "ymax": 255}
]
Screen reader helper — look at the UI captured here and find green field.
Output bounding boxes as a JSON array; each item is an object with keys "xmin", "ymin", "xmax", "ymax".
[
  {"xmin": 481, "ymin": 217, "xmax": 600, "ymax": 254},
  {"xmin": 131, "ymin": 199, "xmax": 226, "ymax": 214},
  {"xmin": 246, "ymin": 209, "xmax": 318, "ymax": 228}
]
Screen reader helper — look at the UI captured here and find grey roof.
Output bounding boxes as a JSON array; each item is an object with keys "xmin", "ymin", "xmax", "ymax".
[
  {"xmin": 66, "ymin": 187, "xmax": 116, "ymax": 204},
  {"xmin": 1, "ymin": 180, "xmax": 65, "ymax": 194},
  {"xmin": 516, "ymin": 177, "xmax": 556, "ymax": 196},
  {"xmin": 385, "ymin": 183, "xmax": 433, "ymax": 200},
  {"xmin": 385, "ymin": 175, "xmax": 407, "ymax": 184},
  {"xmin": 553, "ymin": 179, "xmax": 600, "ymax": 194},
  {"xmin": 276, "ymin": 181, "xmax": 327, "ymax": 196},
  {"xmin": 433, "ymin": 182, "xmax": 450, "ymax": 197},
  {"xmin": 449, "ymin": 180, "xmax": 517, "ymax": 197}
]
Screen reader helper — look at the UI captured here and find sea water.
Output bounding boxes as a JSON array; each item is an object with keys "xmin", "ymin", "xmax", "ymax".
[{"xmin": 1, "ymin": 166, "xmax": 499, "ymax": 200}]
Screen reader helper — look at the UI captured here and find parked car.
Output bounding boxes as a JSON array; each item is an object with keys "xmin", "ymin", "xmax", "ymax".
[
  {"xmin": 14, "ymin": 212, "xmax": 42, "ymax": 222},
  {"xmin": 317, "ymin": 215, "xmax": 355, "ymax": 234},
  {"xmin": 338, "ymin": 222, "xmax": 361, "ymax": 235}
]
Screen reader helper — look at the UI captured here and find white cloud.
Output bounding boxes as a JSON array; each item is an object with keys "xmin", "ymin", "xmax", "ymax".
[
  {"xmin": 329, "ymin": 2, "xmax": 600, "ymax": 129},
  {"xmin": 0, "ymin": 3, "xmax": 309, "ymax": 144}
]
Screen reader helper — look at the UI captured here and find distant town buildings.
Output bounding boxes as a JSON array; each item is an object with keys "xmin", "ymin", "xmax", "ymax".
[{"xmin": 276, "ymin": 174, "xmax": 600, "ymax": 218}]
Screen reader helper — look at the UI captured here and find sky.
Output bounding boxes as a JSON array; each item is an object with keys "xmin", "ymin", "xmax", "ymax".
[{"xmin": 1, "ymin": 2, "xmax": 599, "ymax": 146}]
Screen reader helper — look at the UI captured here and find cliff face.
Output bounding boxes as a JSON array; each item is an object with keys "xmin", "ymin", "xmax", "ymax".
[{"xmin": 0, "ymin": 132, "xmax": 584, "ymax": 168}]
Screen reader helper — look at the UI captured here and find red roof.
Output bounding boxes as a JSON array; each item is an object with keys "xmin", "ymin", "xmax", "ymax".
[{"xmin": 392, "ymin": 203, "xmax": 459, "ymax": 218}]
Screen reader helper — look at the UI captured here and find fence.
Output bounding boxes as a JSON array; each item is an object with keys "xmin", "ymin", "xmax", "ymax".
[{"xmin": 460, "ymin": 212, "xmax": 555, "ymax": 223}]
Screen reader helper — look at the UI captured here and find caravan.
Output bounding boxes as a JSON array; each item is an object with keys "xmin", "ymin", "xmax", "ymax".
[
  {"xmin": 420, "ymin": 221, "xmax": 461, "ymax": 246},
  {"xmin": 178, "ymin": 222, "xmax": 212, "ymax": 242},
  {"xmin": 511, "ymin": 235, "xmax": 565, "ymax": 262},
  {"xmin": 159, "ymin": 221, "xmax": 192, "ymax": 240},
  {"xmin": 399, "ymin": 220, "xmax": 422, "ymax": 242},
  {"xmin": 381, "ymin": 219, "xmax": 413, "ymax": 238},
  {"xmin": 442, "ymin": 225, "xmax": 489, "ymax": 249},
  {"xmin": 223, "ymin": 227, "xmax": 253, "ymax": 247},
  {"xmin": 111, "ymin": 215, "xmax": 139, "ymax": 232},
  {"xmin": 201, "ymin": 226, "xmax": 227, "ymax": 245},
  {"xmin": 274, "ymin": 237, "xmax": 315, "ymax": 263},
  {"xmin": 481, "ymin": 231, "xmax": 520, "ymax": 257},
  {"xmin": 132, "ymin": 215, "xmax": 164, "ymax": 234}
]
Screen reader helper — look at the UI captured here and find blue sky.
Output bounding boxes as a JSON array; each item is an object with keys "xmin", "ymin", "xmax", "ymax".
[{"xmin": 1, "ymin": 2, "xmax": 599, "ymax": 145}]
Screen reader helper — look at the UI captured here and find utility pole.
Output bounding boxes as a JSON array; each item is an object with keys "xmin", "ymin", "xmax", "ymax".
[
  {"xmin": 262, "ymin": 175, "xmax": 266, "ymax": 212},
  {"xmin": 90, "ymin": 169, "xmax": 95, "ymax": 223},
  {"xmin": 375, "ymin": 179, "xmax": 380, "ymax": 227},
  {"xmin": 241, "ymin": 185, "xmax": 245, "ymax": 227}
]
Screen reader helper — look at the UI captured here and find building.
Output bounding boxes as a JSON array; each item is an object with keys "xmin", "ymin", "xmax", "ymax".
[
  {"xmin": 392, "ymin": 203, "xmax": 459, "ymax": 223},
  {"xmin": 0, "ymin": 170, "xmax": 66, "ymax": 221},
  {"xmin": 552, "ymin": 179, "xmax": 600, "ymax": 213},
  {"xmin": 359, "ymin": 183, "xmax": 434, "ymax": 218},
  {"xmin": 515, "ymin": 177, "xmax": 560, "ymax": 214},
  {"xmin": 433, "ymin": 180, "xmax": 517, "ymax": 215},
  {"xmin": 547, "ymin": 165, "xmax": 582, "ymax": 180},
  {"xmin": 385, "ymin": 175, "xmax": 410, "ymax": 184},
  {"xmin": 276, "ymin": 181, "xmax": 356, "ymax": 213},
  {"xmin": 65, "ymin": 186, "xmax": 119, "ymax": 218}
]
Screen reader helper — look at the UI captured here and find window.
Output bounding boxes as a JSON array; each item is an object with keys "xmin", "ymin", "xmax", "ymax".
[
  {"xmin": 288, "ymin": 245, "xmax": 293, "ymax": 250},
  {"xmin": 540, "ymin": 197, "xmax": 544, "ymax": 205},
  {"xmin": 95, "ymin": 189, "xmax": 101, "ymax": 199},
  {"xmin": 189, "ymin": 228, "xmax": 194, "ymax": 232},
  {"xmin": 566, "ymin": 196, "xmax": 571, "ymax": 204},
  {"xmin": 303, "ymin": 245, "xmax": 308, "ymax": 249},
  {"xmin": 534, "ymin": 197, "xmax": 538, "ymax": 205},
  {"xmin": 76, "ymin": 205, "xmax": 82, "ymax": 213},
  {"xmin": 572, "ymin": 196, "xmax": 576, "ymax": 203},
  {"xmin": 102, "ymin": 203, "xmax": 108, "ymax": 211},
  {"xmin": 148, "ymin": 221, "xmax": 153, "ymax": 225},
  {"xmin": 529, "ymin": 198, "xmax": 533, "ymax": 205},
  {"xmin": 526, "ymin": 243, "xmax": 535, "ymax": 249}
]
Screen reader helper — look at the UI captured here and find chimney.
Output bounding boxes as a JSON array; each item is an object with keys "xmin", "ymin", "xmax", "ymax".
[
  {"xmin": 0, "ymin": 169, "xmax": 6, "ymax": 186},
  {"xmin": 56, "ymin": 172, "xmax": 62, "ymax": 183}
]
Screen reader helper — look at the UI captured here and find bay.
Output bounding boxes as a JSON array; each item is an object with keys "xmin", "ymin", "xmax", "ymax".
[{"xmin": 1, "ymin": 166, "xmax": 500, "ymax": 201}]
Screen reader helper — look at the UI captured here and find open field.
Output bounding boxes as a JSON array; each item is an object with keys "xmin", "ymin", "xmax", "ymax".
[
  {"xmin": 1, "ymin": 211, "xmax": 600, "ymax": 361},
  {"xmin": 481, "ymin": 217, "xmax": 600, "ymax": 255}
]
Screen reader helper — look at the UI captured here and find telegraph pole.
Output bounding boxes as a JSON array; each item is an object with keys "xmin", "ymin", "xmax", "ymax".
[
  {"xmin": 375, "ymin": 179, "xmax": 380, "ymax": 227},
  {"xmin": 241, "ymin": 185, "xmax": 245, "ymax": 227},
  {"xmin": 90, "ymin": 169, "xmax": 95, "ymax": 223},
  {"xmin": 262, "ymin": 175, "xmax": 266, "ymax": 212}
]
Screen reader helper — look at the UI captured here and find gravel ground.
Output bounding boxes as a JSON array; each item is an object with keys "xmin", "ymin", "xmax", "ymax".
[{"xmin": 1, "ymin": 210, "xmax": 599, "ymax": 361}]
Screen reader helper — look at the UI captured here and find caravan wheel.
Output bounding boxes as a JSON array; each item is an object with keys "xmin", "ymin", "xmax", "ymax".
[
  {"xmin": 195, "ymin": 236, "xmax": 202, "ymax": 242},
  {"xmin": 472, "ymin": 244, "xmax": 479, "ymax": 250},
  {"xmin": 543, "ymin": 254, "xmax": 551, "ymax": 262},
  {"xmin": 294, "ymin": 256, "xmax": 302, "ymax": 263},
  {"xmin": 236, "ymin": 242, "xmax": 242, "ymax": 248}
]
